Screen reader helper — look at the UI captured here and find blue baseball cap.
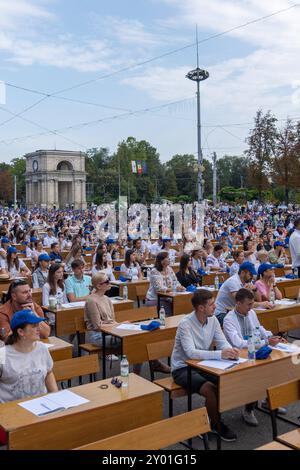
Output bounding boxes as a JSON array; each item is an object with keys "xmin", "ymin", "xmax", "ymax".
[
  {"xmin": 274, "ymin": 241, "xmax": 284, "ymax": 247},
  {"xmin": 11, "ymin": 309, "xmax": 46, "ymax": 330},
  {"xmin": 106, "ymin": 238, "xmax": 116, "ymax": 244},
  {"xmin": 162, "ymin": 237, "xmax": 172, "ymax": 242},
  {"xmin": 239, "ymin": 261, "xmax": 257, "ymax": 276},
  {"xmin": 221, "ymin": 232, "xmax": 228, "ymax": 237},
  {"xmin": 38, "ymin": 253, "xmax": 51, "ymax": 262},
  {"xmin": 7, "ymin": 246, "xmax": 17, "ymax": 254},
  {"xmin": 258, "ymin": 263, "xmax": 276, "ymax": 277},
  {"xmin": 30, "ymin": 237, "xmax": 38, "ymax": 242},
  {"xmin": 1, "ymin": 237, "xmax": 10, "ymax": 244}
]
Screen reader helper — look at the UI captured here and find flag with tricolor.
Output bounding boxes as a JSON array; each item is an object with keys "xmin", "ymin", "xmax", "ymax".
[
  {"xmin": 131, "ymin": 161, "xmax": 137, "ymax": 173},
  {"xmin": 137, "ymin": 161, "xmax": 143, "ymax": 175}
]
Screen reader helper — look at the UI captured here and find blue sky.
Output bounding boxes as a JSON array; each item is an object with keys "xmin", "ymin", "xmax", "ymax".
[{"xmin": 0, "ymin": 0, "xmax": 300, "ymax": 164}]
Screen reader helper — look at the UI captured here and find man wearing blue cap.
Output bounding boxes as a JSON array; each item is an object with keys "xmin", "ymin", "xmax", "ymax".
[{"xmin": 215, "ymin": 262, "xmax": 273, "ymax": 326}]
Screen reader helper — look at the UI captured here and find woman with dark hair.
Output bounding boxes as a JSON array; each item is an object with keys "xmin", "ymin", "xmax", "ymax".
[
  {"xmin": 176, "ymin": 254, "xmax": 202, "ymax": 288},
  {"xmin": 0, "ymin": 309, "xmax": 58, "ymax": 403},
  {"xmin": 42, "ymin": 263, "xmax": 68, "ymax": 307},
  {"xmin": 64, "ymin": 243, "xmax": 85, "ymax": 273},
  {"xmin": 191, "ymin": 247, "xmax": 206, "ymax": 272},
  {"xmin": 0, "ymin": 246, "xmax": 31, "ymax": 278},
  {"xmin": 120, "ymin": 249, "xmax": 142, "ymax": 280},
  {"xmin": 145, "ymin": 251, "xmax": 185, "ymax": 314},
  {"xmin": 92, "ymin": 250, "xmax": 116, "ymax": 280}
]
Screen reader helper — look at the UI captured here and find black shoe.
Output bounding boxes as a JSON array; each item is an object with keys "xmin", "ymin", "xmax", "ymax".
[{"xmin": 211, "ymin": 422, "xmax": 237, "ymax": 442}]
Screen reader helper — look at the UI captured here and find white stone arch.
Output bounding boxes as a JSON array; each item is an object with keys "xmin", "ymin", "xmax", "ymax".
[{"xmin": 57, "ymin": 160, "xmax": 74, "ymax": 171}]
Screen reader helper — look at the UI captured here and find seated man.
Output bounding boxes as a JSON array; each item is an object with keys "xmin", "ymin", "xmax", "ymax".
[
  {"xmin": 214, "ymin": 261, "xmax": 273, "ymax": 326},
  {"xmin": 65, "ymin": 259, "xmax": 92, "ymax": 302},
  {"xmin": 223, "ymin": 288, "xmax": 285, "ymax": 426},
  {"xmin": 171, "ymin": 289, "xmax": 239, "ymax": 442},
  {"xmin": 0, "ymin": 279, "xmax": 50, "ymax": 340},
  {"xmin": 49, "ymin": 242, "xmax": 63, "ymax": 264}
]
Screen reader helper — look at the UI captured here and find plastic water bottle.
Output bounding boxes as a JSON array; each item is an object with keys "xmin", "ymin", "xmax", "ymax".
[
  {"xmin": 269, "ymin": 288, "xmax": 275, "ymax": 306},
  {"xmin": 293, "ymin": 267, "xmax": 298, "ymax": 278},
  {"xmin": 146, "ymin": 267, "xmax": 151, "ymax": 280},
  {"xmin": 123, "ymin": 285, "xmax": 128, "ymax": 300},
  {"xmin": 159, "ymin": 307, "xmax": 166, "ymax": 327},
  {"xmin": 254, "ymin": 326, "xmax": 261, "ymax": 350},
  {"xmin": 56, "ymin": 292, "xmax": 63, "ymax": 308},
  {"xmin": 120, "ymin": 355, "xmax": 129, "ymax": 387},
  {"xmin": 172, "ymin": 279, "xmax": 177, "ymax": 293},
  {"xmin": 297, "ymin": 289, "xmax": 300, "ymax": 304},
  {"xmin": 247, "ymin": 335, "xmax": 256, "ymax": 361},
  {"xmin": 128, "ymin": 267, "xmax": 133, "ymax": 281},
  {"xmin": 214, "ymin": 275, "xmax": 219, "ymax": 290}
]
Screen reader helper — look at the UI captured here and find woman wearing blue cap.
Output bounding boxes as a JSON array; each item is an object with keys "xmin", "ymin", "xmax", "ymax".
[
  {"xmin": 268, "ymin": 242, "xmax": 289, "ymax": 266},
  {"xmin": 32, "ymin": 253, "xmax": 51, "ymax": 288},
  {"xmin": 254, "ymin": 264, "xmax": 282, "ymax": 302},
  {"xmin": 0, "ymin": 309, "xmax": 58, "ymax": 404},
  {"xmin": 0, "ymin": 246, "xmax": 31, "ymax": 278}
]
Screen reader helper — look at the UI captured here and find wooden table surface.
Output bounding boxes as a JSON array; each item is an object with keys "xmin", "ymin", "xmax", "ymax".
[
  {"xmin": 0, "ymin": 373, "xmax": 163, "ymax": 450},
  {"xmin": 41, "ymin": 336, "xmax": 73, "ymax": 361},
  {"xmin": 255, "ymin": 301, "xmax": 300, "ymax": 332}
]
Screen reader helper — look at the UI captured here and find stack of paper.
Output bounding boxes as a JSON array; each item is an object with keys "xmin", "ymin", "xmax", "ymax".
[
  {"xmin": 19, "ymin": 390, "xmax": 90, "ymax": 416},
  {"xmin": 198, "ymin": 358, "xmax": 249, "ymax": 370},
  {"xmin": 61, "ymin": 301, "xmax": 86, "ymax": 308},
  {"xmin": 272, "ymin": 343, "xmax": 300, "ymax": 353},
  {"xmin": 116, "ymin": 324, "xmax": 142, "ymax": 331}
]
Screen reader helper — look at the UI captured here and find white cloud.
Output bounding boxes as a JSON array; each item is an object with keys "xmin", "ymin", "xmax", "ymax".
[
  {"xmin": 99, "ymin": 16, "xmax": 161, "ymax": 47},
  {"xmin": 0, "ymin": 0, "xmax": 54, "ymax": 29}
]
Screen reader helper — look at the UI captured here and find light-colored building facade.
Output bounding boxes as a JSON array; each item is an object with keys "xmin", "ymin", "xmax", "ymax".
[{"xmin": 25, "ymin": 149, "xmax": 87, "ymax": 209}]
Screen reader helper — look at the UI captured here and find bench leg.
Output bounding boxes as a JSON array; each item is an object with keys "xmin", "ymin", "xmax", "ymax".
[
  {"xmin": 203, "ymin": 433, "xmax": 210, "ymax": 450},
  {"xmin": 168, "ymin": 396, "xmax": 173, "ymax": 417}
]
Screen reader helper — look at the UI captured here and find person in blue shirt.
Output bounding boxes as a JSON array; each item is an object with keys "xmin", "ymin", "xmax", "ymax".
[
  {"xmin": 49, "ymin": 242, "xmax": 63, "ymax": 264},
  {"xmin": 65, "ymin": 259, "xmax": 92, "ymax": 302}
]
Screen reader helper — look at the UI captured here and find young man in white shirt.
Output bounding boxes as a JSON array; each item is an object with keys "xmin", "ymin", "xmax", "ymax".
[
  {"xmin": 223, "ymin": 288, "xmax": 286, "ymax": 426},
  {"xmin": 289, "ymin": 217, "xmax": 300, "ymax": 277},
  {"xmin": 171, "ymin": 289, "xmax": 239, "ymax": 442},
  {"xmin": 206, "ymin": 244, "xmax": 227, "ymax": 271},
  {"xmin": 215, "ymin": 261, "xmax": 273, "ymax": 326}
]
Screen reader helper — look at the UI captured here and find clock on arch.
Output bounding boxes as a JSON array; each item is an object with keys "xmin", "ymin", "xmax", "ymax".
[{"xmin": 32, "ymin": 160, "xmax": 38, "ymax": 172}]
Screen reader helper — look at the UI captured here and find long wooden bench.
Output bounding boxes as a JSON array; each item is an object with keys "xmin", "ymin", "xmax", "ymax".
[{"xmin": 74, "ymin": 408, "xmax": 210, "ymax": 450}]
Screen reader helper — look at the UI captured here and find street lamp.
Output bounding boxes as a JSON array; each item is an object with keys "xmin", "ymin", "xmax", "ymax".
[{"xmin": 186, "ymin": 65, "xmax": 209, "ymax": 203}]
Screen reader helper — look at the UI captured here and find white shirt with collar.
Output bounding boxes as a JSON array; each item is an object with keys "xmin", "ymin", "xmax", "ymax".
[
  {"xmin": 215, "ymin": 273, "xmax": 244, "ymax": 318},
  {"xmin": 289, "ymin": 229, "xmax": 300, "ymax": 268},
  {"xmin": 223, "ymin": 308, "xmax": 273, "ymax": 349}
]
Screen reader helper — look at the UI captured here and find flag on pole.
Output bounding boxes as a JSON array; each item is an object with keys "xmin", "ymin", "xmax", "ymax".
[
  {"xmin": 0, "ymin": 81, "xmax": 6, "ymax": 105},
  {"xmin": 142, "ymin": 162, "xmax": 148, "ymax": 174},
  {"xmin": 137, "ymin": 161, "xmax": 143, "ymax": 175},
  {"xmin": 131, "ymin": 160, "xmax": 137, "ymax": 173}
]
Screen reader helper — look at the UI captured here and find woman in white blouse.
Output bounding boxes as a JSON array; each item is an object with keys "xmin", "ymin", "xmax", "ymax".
[
  {"xmin": 92, "ymin": 250, "xmax": 116, "ymax": 281},
  {"xmin": 42, "ymin": 263, "xmax": 68, "ymax": 307},
  {"xmin": 146, "ymin": 251, "xmax": 185, "ymax": 314},
  {"xmin": 120, "ymin": 249, "xmax": 142, "ymax": 280},
  {"xmin": 0, "ymin": 246, "xmax": 31, "ymax": 278}
]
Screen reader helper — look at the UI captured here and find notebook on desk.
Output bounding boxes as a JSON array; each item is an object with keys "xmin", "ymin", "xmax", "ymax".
[{"xmin": 18, "ymin": 390, "xmax": 89, "ymax": 416}]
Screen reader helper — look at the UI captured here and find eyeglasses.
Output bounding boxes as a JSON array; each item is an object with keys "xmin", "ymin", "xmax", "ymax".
[
  {"xmin": 99, "ymin": 280, "xmax": 110, "ymax": 285},
  {"xmin": 111, "ymin": 377, "xmax": 122, "ymax": 388}
]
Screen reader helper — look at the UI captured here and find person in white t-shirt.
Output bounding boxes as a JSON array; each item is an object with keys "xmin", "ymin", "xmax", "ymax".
[
  {"xmin": 0, "ymin": 309, "xmax": 58, "ymax": 403},
  {"xmin": 0, "ymin": 246, "xmax": 31, "ymax": 278}
]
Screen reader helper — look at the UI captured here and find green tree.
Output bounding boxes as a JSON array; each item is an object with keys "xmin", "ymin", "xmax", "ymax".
[
  {"xmin": 246, "ymin": 110, "xmax": 278, "ymax": 200},
  {"xmin": 10, "ymin": 157, "xmax": 26, "ymax": 204},
  {"xmin": 164, "ymin": 154, "xmax": 197, "ymax": 201}
]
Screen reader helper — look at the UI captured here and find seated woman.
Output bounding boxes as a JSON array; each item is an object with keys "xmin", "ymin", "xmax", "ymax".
[
  {"xmin": 191, "ymin": 247, "xmax": 205, "ymax": 273},
  {"xmin": 268, "ymin": 241, "xmax": 289, "ymax": 266},
  {"xmin": 31, "ymin": 240, "xmax": 47, "ymax": 267},
  {"xmin": 176, "ymin": 253, "xmax": 202, "ymax": 288},
  {"xmin": 64, "ymin": 243, "xmax": 85, "ymax": 273},
  {"xmin": 145, "ymin": 251, "xmax": 185, "ymax": 315},
  {"xmin": 229, "ymin": 251, "xmax": 245, "ymax": 276},
  {"xmin": 84, "ymin": 272, "xmax": 120, "ymax": 350},
  {"xmin": 92, "ymin": 250, "xmax": 118, "ymax": 297},
  {"xmin": 42, "ymin": 263, "xmax": 68, "ymax": 307},
  {"xmin": 254, "ymin": 263, "xmax": 282, "ymax": 302},
  {"xmin": 120, "ymin": 249, "xmax": 143, "ymax": 281},
  {"xmin": 0, "ymin": 309, "xmax": 58, "ymax": 404},
  {"xmin": 0, "ymin": 246, "xmax": 31, "ymax": 278},
  {"xmin": 32, "ymin": 253, "xmax": 51, "ymax": 288}
]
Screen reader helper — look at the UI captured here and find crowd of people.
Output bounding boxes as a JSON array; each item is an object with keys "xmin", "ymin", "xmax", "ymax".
[{"xmin": 0, "ymin": 201, "xmax": 299, "ymax": 444}]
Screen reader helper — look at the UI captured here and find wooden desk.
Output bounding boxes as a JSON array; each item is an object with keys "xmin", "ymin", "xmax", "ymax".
[
  {"xmin": 111, "ymin": 280, "xmax": 150, "ymax": 301},
  {"xmin": 186, "ymin": 349, "xmax": 300, "ymax": 414},
  {"xmin": 44, "ymin": 299, "xmax": 134, "ymax": 337},
  {"xmin": 0, "ymin": 374, "xmax": 163, "ymax": 450},
  {"xmin": 202, "ymin": 272, "xmax": 229, "ymax": 286},
  {"xmin": 41, "ymin": 337, "xmax": 73, "ymax": 361},
  {"xmin": 276, "ymin": 278, "xmax": 300, "ymax": 297},
  {"xmin": 158, "ymin": 288, "xmax": 217, "ymax": 316},
  {"xmin": 255, "ymin": 302, "xmax": 300, "ymax": 332},
  {"xmin": 100, "ymin": 314, "xmax": 185, "ymax": 378}
]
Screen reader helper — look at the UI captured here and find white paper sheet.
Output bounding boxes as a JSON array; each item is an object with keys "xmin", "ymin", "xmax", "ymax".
[
  {"xmin": 274, "ymin": 300, "xmax": 296, "ymax": 306},
  {"xmin": 115, "ymin": 324, "xmax": 142, "ymax": 331},
  {"xmin": 42, "ymin": 343, "xmax": 54, "ymax": 348},
  {"xmin": 272, "ymin": 343, "xmax": 300, "ymax": 353},
  {"xmin": 19, "ymin": 390, "xmax": 89, "ymax": 416},
  {"xmin": 61, "ymin": 301, "xmax": 86, "ymax": 308},
  {"xmin": 198, "ymin": 358, "xmax": 248, "ymax": 370}
]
